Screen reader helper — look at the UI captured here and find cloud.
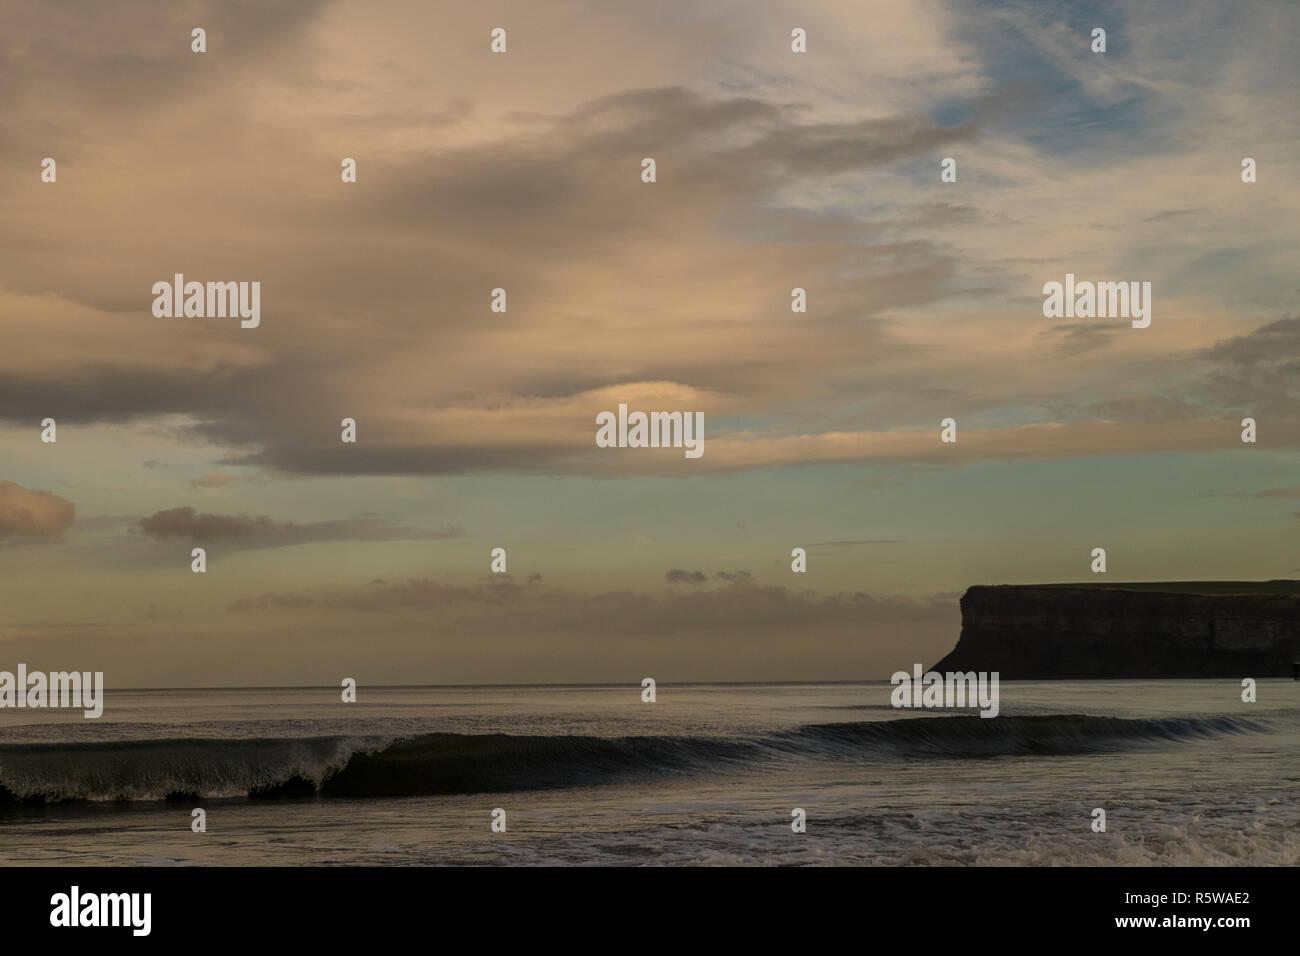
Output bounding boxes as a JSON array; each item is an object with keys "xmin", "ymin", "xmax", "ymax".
[
  {"xmin": 138, "ymin": 507, "xmax": 465, "ymax": 548},
  {"xmin": 1, "ymin": 0, "xmax": 1296, "ymax": 480},
  {"xmin": 74, "ymin": 515, "xmax": 136, "ymax": 532},
  {"xmin": 0, "ymin": 481, "xmax": 75, "ymax": 539},
  {"xmin": 714, "ymin": 570, "xmax": 751, "ymax": 581},
  {"xmin": 1196, "ymin": 318, "xmax": 1300, "ymax": 420},
  {"xmin": 1201, "ymin": 317, "xmax": 1300, "ymax": 367},
  {"xmin": 807, "ymin": 540, "xmax": 900, "ymax": 549},
  {"xmin": 0, "ymin": 66, "xmax": 985, "ymax": 477},
  {"xmin": 227, "ymin": 592, "xmax": 319, "ymax": 612},
  {"xmin": 190, "ymin": 472, "xmax": 240, "ymax": 490},
  {"xmin": 139, "ymin": 508, "xmax": 274, "ymax": 541},
  {"xmin": 0, "ymin": 620, "xmax": 106, "ymax": 642},
  {"xmin": 665, "ymin": 569, "xmax": 707, "ymax": 584},
  {"xmin": 198, "ymin": 575, "xmax": 960, "ymax": 682},
  {"xmin": 664, "ymin": 569, "xmax": 756, "ymax": 585},
  {"xmin": 1045, "ymin": 321, "xmax": 1130, "ymax": 358},
  {"xmin": 227, "ymin": 574, "xmax": 956, "ymax": 635}
]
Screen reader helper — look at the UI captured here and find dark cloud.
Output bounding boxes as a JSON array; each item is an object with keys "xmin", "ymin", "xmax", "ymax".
[
  {"xmin": 665, "ymin": 569, "xmax": 707, "ymax": 584},
  {"xmin": 139, "ymin": 507, "xmax": 465, "ymax": 548},
  {"xmin": 139, "ymin": 508, "xmax": 273, "ymax": 541},
  {"xmin": 714, "ymin": 570, "xmax": 751, "ymax": 581},
  {"xmin": 1201, "ymin": 317, "xmax": 1300, "ymax": 366},
  {"xmin": 1033, "ymin": 313, "xmax": 1300, "ymax": 451},
  {"xmin": 1197, "ymin": 318, "xmax": 1300, "ymax": 418}
]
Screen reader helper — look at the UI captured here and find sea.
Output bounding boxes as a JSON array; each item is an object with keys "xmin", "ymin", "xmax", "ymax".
[{"xmin": 1, "ymin": 681, "xmax": 1296, "ymax": 866}]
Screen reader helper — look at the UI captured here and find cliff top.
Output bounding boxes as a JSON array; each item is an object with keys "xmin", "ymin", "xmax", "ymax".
[{"xmin": 969, "ymin": 580, "xmax": 1300, "ymax": 596}]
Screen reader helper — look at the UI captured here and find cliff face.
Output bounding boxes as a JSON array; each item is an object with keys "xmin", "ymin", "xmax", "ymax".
[{"xmin": 931, "ymin": 582, "xmax": 1300, "ymax": 678}]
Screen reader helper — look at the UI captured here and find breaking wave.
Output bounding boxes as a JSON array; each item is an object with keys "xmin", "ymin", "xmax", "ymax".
[{"xmin": 0, "ymin": 713, "xmax": 1264, "ymax": 804}]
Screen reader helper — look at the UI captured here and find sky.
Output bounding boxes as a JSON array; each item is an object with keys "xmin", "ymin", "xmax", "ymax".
[{"xmin": 0, "ymin": 0, "xmax": 1297, "ymax": 686}]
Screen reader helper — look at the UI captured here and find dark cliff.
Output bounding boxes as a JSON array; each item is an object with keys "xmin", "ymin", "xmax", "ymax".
[{"xmin": 931, "ymin": 581, "xmax": 1300, "ymax": 678}]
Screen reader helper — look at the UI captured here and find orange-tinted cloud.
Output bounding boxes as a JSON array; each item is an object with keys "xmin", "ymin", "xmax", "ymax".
[{"xmin": 0, "ymin": 481, "xmax": 75, "ymax": 539}]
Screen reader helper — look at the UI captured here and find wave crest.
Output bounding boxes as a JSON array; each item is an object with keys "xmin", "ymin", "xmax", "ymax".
[{"xmin": 0, "ymin": 714, "xmax": 1262, "ymax": 804}]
